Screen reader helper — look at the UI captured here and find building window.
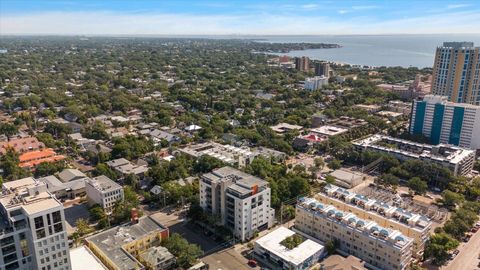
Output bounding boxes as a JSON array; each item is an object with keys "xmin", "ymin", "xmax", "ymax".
[
  {"xmin": 36, "ymin": 229, "xmax": 46, "ymax": 239},
  {"xmin": 52, "ymin": 211, "xmax": 62, "ymax": 224},
  {"xmin": 54, "ymin": 223, "xmax": 63, "ymax": 233},
  {"xmin": 34, "ymin": 216, "xmax": 44, "ymax": 229}
]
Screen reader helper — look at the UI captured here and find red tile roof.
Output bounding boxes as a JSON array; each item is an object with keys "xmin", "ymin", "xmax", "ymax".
[{"xmin": 0, "ymin": 137, "xmax": 44, "ymax": 154}]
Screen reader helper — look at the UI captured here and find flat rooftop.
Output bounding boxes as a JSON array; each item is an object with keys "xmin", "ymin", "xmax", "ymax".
[
  {"xmin": 255, "ymin": 227, "xmax": 324, "ymax": 266},
  {"xmin": 203, "ymin": 166, "xmax": 267, "ymax": 188},
  {"xmin": 203, "ymin": 167, "xmax": 269, "ymax": 197},
  {"xmin": 179, "ymin": 142, "xmax": 255, "ymax": 164},
  {"xmin": 86, "ymin": 216, "xmax": 167, "ymax": 270},
  {"xmin": 298, "ymin": 197, "xmax": 413, "ymax": 249},
  {"xmin": 311, "ymin": 125, "xmax": 348, "ymax": 136},
  {"xmin": 270, "ymin": 123, "xmax": 303, "ymax": 133},
  {"xmin": 353, "ymin": 134, "xmax": 475, "ymax": 164},
  {"xmin": 70, "ymin": 246, "xmax": 108, "ymax": 270},
  {"xmin": 87, "ymin": 175, "xmax": 122, "ymax": 193},
  {"xmin": 319, "ymin": 184, "xmax": 431, "ymax": 232},
  {"xmin": 1, "ymin": 177, "xmax": 62, "ymax": 215}
]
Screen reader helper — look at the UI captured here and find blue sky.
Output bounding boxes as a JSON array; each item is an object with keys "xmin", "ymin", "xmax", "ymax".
[{"xmin": 1, "ymin": 0, "xmax": 479, "ymax": 35}]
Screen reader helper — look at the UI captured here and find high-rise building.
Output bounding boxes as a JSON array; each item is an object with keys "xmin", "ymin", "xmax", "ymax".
[
  {"xmin": 0, "ymin": 178, "xmax": 71, "ymax": 270},
  {"xmin": 199, "ymin": 167, "xmax": 275, "ymax": 241},
  {"xmin": 410, "ymin": 95, "xmax": 480, "ymax": 150},
  {"xmin": 314, "ymin": 62, "xmax": 331, "ymax": 77},
  {"xmin": 295, "ymin": 57, "xmax": 310, "ymax": 72},
  {"xmin": 295, "ymin": 197, "xmax": 413, "ymax": 270},
  {"xmin": 432, "ymin": 42, "xmax": 480, "ymax": 105}
]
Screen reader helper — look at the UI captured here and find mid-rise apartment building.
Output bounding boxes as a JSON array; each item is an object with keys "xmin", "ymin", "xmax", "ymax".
[
  {"xmin": 179, "ymin": 142, "xmax": 285, "ymax": 168},
  {"xmin": 199, "ymin": 167, "xmax": 275, "ymax": 241},
  {"xmin": 316, "ymin": 184, "xmax": 431, "ymax": 257},
  {"xmin": 295, "ymin": 197, "xmax": 413, "ymax": 270},
  {"xmin": 410, "ymin": 95, "xmax": 480, "ymax": 150},
  {"xmin": 304, "ymin": 76, "xmax": 329, "ymax": 91},
  {"xmin": 353, "ymin": 134, "xmax": 476, "ymax": 176},
  {"xmin": 86, "ymin": 176, "xmax": 124, "ymax": 214},
  {"xmin": 432, "ymin": 42, "xmax": 480, "ymax": 105},
  {"xmin": 0, "ymin": 178, "xmax": 71, "ymax": 270}
]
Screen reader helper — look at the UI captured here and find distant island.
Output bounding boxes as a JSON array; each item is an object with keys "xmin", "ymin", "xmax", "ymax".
[{"xmin": 247, "ymin": 41, "xmax": 341, "ymax": 53}]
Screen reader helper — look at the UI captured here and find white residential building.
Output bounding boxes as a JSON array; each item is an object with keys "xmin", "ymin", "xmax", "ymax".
[
  {"xmin": 317, "ymin": 184, "xmax": 431, "ymax": 257},
  {"xmin": 304, "ymin": 76, "xmax": 329, "ymax": 91},
  {"xmin": 296, "ymin": 197, "xmax": 413, "ymax": 270},
  {"xmin": 86, "ymin": 176, "xmax": 124, "ymax": 213},
  {"xmin": 179, "ymin": 142, "xmax": 279, "ymax": 168},
  {"xmin": 0, "ymin": 178, "xmax": 71, "ymax": 270},
  {"xmin": 199, "ymin": 167, "xmax": 275, "ymax": 241},
  {"xmin": 353, "ymin": 134, "xmax": 476, "ymax": 176}
]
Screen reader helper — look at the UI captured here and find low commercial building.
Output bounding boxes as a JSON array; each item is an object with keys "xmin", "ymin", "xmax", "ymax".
[
  {"xmin": 138, "ymin": 246, "xmax": 175, "ymax": 270},
  {"xmin": 70, "ymin": 246, "xmax": 108, "ymax": 270},
  {"xmin": 310, "ymin": 125, "xmax": 348, "ymax": 137},
  {"xmin": 58, "ymin": 169, "xmax": 87, "ymax": 182},
  {"xmin": 295, "ymin": 197, "xmax": 413, "ymax": 270},
  {"xmin": 316, "ymin": 184, "xmax": 431, "ymax": 257},
  {"xmin": 378, "ymin": 84, "xmax": 413, "ymax": 99},
  {"xmin": 354, "ymin": 104, "xmax": 382, "ymax": 113},
  {"xmin": 86, "ymin": 176, "xmax": 124, "ymax": 213},
  {"xmin": 39, "ymin": 175, "xmax": 86, "ymax": 200},
  {"xmin": 254, "ymin": 227, "xmax": 324, "ymax": 270},
  {"xmin": 106, "ymin": 158, "xmax": 148, "ymax": 178},
  {"xmin": 254, "ymin": 147, "xmax": 287, "ymax": 162},
  {"xmin": 270, "ymin": 123, "xmax": 303, "ymax": 134},
  {"xmin": 387, "ymin": 101, "xmax": 412, "ymax": 116},
  {"xmin": 329, "ymin": 169, "xmax": 365, "ymax": 189},
  {"xmin": 353, "ymin": 134, "xmax": 476, "ymax": 176},
  {"xmin": 85, "ymin": 216, "xmax": 169, "ymax": 270},
  {"xmin": 200, "ymin": 167, "xmax": 275, "ymax": 241}
]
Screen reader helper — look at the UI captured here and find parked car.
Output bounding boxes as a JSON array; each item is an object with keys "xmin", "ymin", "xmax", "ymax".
[{"xmin": 247, "ymin": 260, "xmax": 258, "ymax": 268}]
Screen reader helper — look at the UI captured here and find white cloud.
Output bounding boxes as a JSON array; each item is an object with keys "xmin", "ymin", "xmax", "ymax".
[
  {"xmin": 301, "ymin": 4, "xmax": 319, "ymax": 10},
  {"xmin": 351, "ymin": 5, "xmax": 379, "ymax": 10},
  {"xmin": 447, "ymin": 4, "xmax": 470, "ymax": 9},
  {"xmin": 1, "ymin": 9, "xmax": 480, "ymax": 35}
]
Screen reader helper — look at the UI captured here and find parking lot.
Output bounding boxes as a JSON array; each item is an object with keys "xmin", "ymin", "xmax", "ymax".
[
  {"xmin": 64, "ymin": 202, "xmax": 90, "ymax": 235},
  {"xmin": 151, "ymin": 210, "xmax": 256, "ymax": 270}
]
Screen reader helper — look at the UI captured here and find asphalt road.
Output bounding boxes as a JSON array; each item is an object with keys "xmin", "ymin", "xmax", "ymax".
[{"xmin": 443, "ymin": 227, "xmax": 480, "ymax": 270}]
